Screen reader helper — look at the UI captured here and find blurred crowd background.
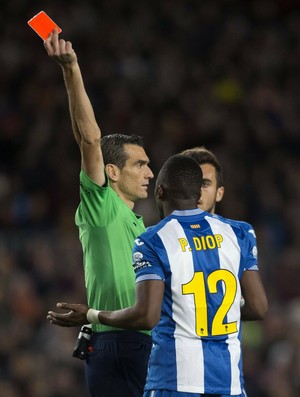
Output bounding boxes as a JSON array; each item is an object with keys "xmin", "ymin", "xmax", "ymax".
[{"xmin": 0, "ymin": 0, "xmax": 300, "ymax": 396}]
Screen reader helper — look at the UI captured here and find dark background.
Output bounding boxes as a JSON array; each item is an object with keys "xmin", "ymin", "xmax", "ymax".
[{"xmin": 0, "ymin": 1, "xmax": 299, "ymax": 396}]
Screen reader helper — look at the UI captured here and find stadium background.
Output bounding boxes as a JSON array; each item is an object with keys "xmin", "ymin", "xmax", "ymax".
[{"xmin": 0, "ymin": 1, "xmax": 299, "ymax": 396}]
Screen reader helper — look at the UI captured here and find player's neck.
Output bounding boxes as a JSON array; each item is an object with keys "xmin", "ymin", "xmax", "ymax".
[{"xmin": 164, "ymin": 200, "xmax": 198, "ymax": 217}]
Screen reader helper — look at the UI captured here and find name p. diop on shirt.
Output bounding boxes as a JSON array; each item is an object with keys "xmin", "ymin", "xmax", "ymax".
[{"xmin": 178, "ymin": 233, "xmax": 223, "ymax": 252}]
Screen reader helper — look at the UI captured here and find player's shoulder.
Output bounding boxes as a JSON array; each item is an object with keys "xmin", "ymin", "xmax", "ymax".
[
  {"xmin": 212, "ymin": 214, "xmax": 256, "ymax": 237},
  {"xmin": 137, "ymin": 215, "xmax": 176, "ymax": 243}
]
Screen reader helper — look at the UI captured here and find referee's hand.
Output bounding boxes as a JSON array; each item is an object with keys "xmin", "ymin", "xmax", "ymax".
[{"xmin": 47, "ymin": 302, "xmax": 89, "ymax": 327}]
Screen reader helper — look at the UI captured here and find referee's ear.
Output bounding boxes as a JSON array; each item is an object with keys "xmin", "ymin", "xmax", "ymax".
[{"xmin": 105, "ymin": 163, "xmax": 120, "ymax": 182}]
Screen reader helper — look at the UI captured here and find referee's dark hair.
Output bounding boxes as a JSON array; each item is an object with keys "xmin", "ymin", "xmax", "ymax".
[
  {"xmin": 156, "ymin": 154, "xmax": 203, "ymax": 202},
  {"xmin": 101, "ymin": 134, "xmax": 144, "ymax": 169}
]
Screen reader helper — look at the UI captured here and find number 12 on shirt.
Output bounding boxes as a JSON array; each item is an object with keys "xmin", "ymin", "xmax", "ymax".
[{"xmin": 182, "ymin": 269, "xmax": 238, "ymax": 337}]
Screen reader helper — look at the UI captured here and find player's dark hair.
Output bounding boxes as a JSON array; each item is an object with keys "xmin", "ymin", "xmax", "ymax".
[
  {"xmin": 181, "ymin": 146, "xmax": 223, "ymax": 187},
  {"xmin": 157, "ymin": 154, "xmax": 203, "ymax": 201},
  {"xmin": 101, "ymin": 134, "xmax": 144, "ymax": 169}
]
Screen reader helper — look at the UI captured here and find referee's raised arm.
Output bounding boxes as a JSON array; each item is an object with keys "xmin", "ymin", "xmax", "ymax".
[{"xmin": 44, "ymin": 28, "xmax": 105, "ymax": 187}]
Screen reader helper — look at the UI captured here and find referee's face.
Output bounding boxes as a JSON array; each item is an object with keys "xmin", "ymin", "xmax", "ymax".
[{"xmin": 116, "ymin": 144, "xmax": 154, "ymax": 207}]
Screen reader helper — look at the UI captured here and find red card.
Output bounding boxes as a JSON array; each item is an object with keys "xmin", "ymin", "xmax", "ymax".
[{"xmin": 27, "ymin": 11, "xmax": 62, "ymax": 40}]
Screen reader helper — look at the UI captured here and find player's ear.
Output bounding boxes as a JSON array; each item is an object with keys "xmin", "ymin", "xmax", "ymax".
[
  {"xmin": 155, "ymin": 184, "xmax": 167, "ymax": 201},
  {"xmin": 106, "ymin": 164, "xmax": 120, "ymax": 182},
  {"xmin": 216, "ymin": 186, "xmax": 224, "ymax": 203}
]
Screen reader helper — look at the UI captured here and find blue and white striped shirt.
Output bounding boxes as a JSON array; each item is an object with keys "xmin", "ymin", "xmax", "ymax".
[{"xmin": 132, "ymin": 209, "xmax": 258, "ymax": 395}]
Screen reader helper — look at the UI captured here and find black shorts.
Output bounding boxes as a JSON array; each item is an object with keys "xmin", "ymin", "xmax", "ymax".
[{"xmin": 85, "ymin": 330, "xmax": 152, "ymax": 397}]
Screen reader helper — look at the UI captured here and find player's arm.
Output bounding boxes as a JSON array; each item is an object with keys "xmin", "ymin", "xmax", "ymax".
[
  {"xmin": 44, "ymin": 29, "xmax": 105, "ymax": 186},
  {"xmin": 48, "ymin": 280, "xmax": 164, "ymax": 330},
  {"xmin": 97, "ymin": 280, "xmax": 164, "ymax": 329},
  {"xmin": 240, "ymin": 270, "xmax": 268, "ymax": 321}
]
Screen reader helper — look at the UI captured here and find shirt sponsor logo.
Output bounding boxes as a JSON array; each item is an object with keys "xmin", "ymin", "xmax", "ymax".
[{"xmin": 133, "ymin": 261, "xmax": 151, "ymax": 271}]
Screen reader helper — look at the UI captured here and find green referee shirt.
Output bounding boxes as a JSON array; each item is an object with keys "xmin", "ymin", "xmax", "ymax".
[{"xmin": 75, "ymin": 170, "xmax": 147, "ymax": 333}]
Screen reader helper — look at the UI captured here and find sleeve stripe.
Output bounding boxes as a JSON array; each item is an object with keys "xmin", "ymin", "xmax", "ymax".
[{"xmin": 136, "ymin": 274, "xmax": 164, "ymax": 283}]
